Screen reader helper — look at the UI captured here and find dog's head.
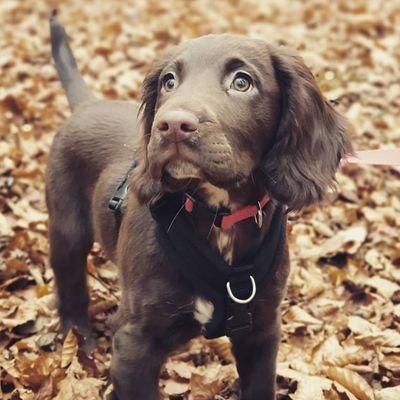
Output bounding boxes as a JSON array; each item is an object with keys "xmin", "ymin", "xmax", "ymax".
[{"xmin": 133, "ymin": 35, "xmax": 353, "ymax": 210}]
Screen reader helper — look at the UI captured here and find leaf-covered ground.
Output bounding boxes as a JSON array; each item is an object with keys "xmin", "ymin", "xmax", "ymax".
[{"xmin": 1, "ymin": 0, "xmax": 399, "ymax": 399}]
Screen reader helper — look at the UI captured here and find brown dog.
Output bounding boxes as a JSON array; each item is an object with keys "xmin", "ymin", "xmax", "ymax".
[{"xmin": 46, "ymin": 12, "xmax": 352, "ymax": 400}]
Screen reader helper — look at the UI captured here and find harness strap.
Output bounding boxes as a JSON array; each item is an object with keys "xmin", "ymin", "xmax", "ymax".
[
  {"xmin": 108, "ymin": 160, "xmax": 139, "ymax": 227},
  {"xmin": 150, "ymin": 193, "xmax": 286, "ymax": 338}
]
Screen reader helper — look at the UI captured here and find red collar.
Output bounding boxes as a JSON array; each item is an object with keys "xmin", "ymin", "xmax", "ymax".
[{"xmin": 184, "ymin": 193, "xmax": 270, "ymax": 229}]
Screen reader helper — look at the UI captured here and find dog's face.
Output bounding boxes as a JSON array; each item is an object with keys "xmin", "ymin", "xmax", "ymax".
[
  {"xmin": 144, "ymin": 35, "xmax": 281, "ymax": 191},
  {"xmin": 135, "ymin": 34, "xmax": 353, "ymax": 209}
]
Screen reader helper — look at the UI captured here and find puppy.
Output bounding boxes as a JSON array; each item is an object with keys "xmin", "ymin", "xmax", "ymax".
[{"xmin": 46, "ymin": 11, "xmax": 352, "ymax": 400}]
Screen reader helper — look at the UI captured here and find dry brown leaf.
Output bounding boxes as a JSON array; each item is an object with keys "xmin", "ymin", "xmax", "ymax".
[
  {"xmin": 347, "ymin": 316, "xmax": 379, "ymax": 335},
  {"xmin": 357, "ymin": 330, "xmax": 400, "ymax": 348},
  {"xmin": 1, "ymin": 357, "xmax": 20, "ymax": 379},
  {"xmin": 364, "ymin": 276, "xmax": 399, "ymax": 299},
  {"xmin": 318, "ymin": 225, "xmax": 367, "ymax": 258},
  {"xmin": 1, "ymin": 300, "xmax": 38, "ymax": 330},
  {"xmin": 61, "ymin": 330, "xmax": 78, "ymax": 368},
  {"xmin": 364, "ymin": 249, "xmax": 391, "ymax": 271},
  {"xmin": 293, "ymin": 375, "xmax": 341, "ymax": 400},
  {"xmin": 0, "ymin": 212, "xmax": 13, "ymax": 236},
  {"xmin": 163, "ymin": 380, "xmax": 190, "ymax": 396},
  {"xmin": 323, "ymin": 383, "xmax": 356, "ymax": 400},
  {"xmin": 165, "ymin": 359, "xmax": 197, "ymax": 380},
  {"xmin": 285, "ymin": 305, "xmax": 323, "ymax": 326},
  {"xmin": 8, "ymin": 388, "xmax": 35, "ymax": 400},
  {"xmin": 324, "ymin": 366, "xmax": 375, "ymax": 400},
  {"xmin": 380, "ymin": 354, "xmax": 400, "ymax": 373},
  {"xmin": 299, "ymin": 267, "xmax": 326, "ymax": 298},
  {"xmin": 278, "ymin": 366, "xmax": 357, "ymax": 400},
  {"xmin": 375, "ymin": 386, "xmax": 400, "ymax": 400},
  {"xmin": 190, "ymin": 370, "xmax": 225, "ymax": 400},
  {"xmin": 17, "ymin": 353, "xmax": 57, "ymax": 387},
  {"xmin": 326, "ymin": 348, "xmax": 370, "ymax": 368},
  {"xmin": 207, "ymin": 337, "xmax": 235, "ymax": 363},
  {"xmin": 55, "ymin": 357, "xmax": 103, "ymax": 400}
]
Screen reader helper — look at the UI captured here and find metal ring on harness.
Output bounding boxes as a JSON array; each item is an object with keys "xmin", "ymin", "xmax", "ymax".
[{"xmin": 226, "ymin": 275, "xmax": 256, "ymax": 304}]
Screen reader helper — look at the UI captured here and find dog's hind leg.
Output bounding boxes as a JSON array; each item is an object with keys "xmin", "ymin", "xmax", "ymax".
[{"xmin": 47, "ymin": 178, "xmax": 94, "ymax": 339}]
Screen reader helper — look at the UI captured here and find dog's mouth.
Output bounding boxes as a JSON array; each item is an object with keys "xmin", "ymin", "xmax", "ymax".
[
  {"xmin": 165, "ymin": 159, "xmax": 202, "ymax": 180},
  {"xmin": 160, "ymin": 158, "xmax": 203, "ymax": 191}
]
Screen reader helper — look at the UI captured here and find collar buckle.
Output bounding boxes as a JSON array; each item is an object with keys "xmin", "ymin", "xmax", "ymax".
[{"xmin": 254, "ymin": 201, "xmax": 265, "ymax": 229}]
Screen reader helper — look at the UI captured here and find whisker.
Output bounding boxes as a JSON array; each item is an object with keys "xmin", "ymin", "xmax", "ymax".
[
  {"xmin": 167, "ymin": 181, "xmax": 202, "ymax": 233},
  {"xmin": 250, "ymin": 172, "xmax": 256, "ymax": 185},
  {"xmin": 184, "ymin": 177, "xmax": 193, "ymax": 189},
  {"xmin": 207, "ymin": 209, "xmax": 219, "ymax": 239},
  {"xmin": 167, "ymin": 203, "xmax": 185, "ymax": 233},
  {"xmin": 191, "ymin": 181, "xmax": 202, "ymax": 196}
]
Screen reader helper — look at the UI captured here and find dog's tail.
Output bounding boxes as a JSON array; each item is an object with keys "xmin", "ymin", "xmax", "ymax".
[{"xmin": 49, "ymin": 10, "xmax": 95, "ymax": 110}]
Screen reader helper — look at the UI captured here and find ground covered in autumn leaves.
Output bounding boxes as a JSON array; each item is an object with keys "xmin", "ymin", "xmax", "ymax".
[{"xmin": 1, "ymin": 0, "xmax": 400, "ymax": 399}]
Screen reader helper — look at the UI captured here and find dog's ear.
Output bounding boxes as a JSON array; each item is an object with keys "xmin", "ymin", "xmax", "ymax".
[
  {"xmin": 140, "ymin": 61, "xmax": 166, "ymax": 140},
  {"xmin": 262, "ymin": 47, "xmax": 353, "ymax": 210},
  {"xmin": 131, "ymin": 60, "xmax": 168, "ymax": 204}
]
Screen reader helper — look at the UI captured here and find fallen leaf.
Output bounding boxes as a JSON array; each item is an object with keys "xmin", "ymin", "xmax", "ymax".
[
  {"xmin": 61, "ymin": 330, "xmax": 78, "ymax": 368},
  {"xmin": 324, "ymin": 366, "xmax": 375, "ymax": 400}
]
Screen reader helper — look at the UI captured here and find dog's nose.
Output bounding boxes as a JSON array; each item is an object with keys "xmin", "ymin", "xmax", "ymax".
[{"xmin": 156, "ymin": 110, "xmax": 199, "ymax": 143}]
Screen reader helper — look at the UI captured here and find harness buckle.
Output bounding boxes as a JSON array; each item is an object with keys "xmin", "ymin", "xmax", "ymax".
[
  {"xmin": 254, "ymin": 201, "xmax": 265, "ymax": 229},
  {"xmin": 108, "ymin": 160, "xmax": 139, "ymax": 215},
  {"xmin": 108, "ymin": 197, "xmax": 123, "ymax": 212},
  {"xmin": 225, "ymin": 301, "xmax": 253, "ymax": 336}
]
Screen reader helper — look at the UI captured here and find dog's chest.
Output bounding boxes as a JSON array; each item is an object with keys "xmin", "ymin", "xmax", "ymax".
[
  {"xmin": 212, "ymin": 228, "xmax": 235, "ymax": 264},
  {"xmin": 193, "ymin": 229, "xmax": 235, "ymax": 325},
  {"xmin": 201, "ymin": 182, "xmax": 237, "ymax": 263},
  {"xmin": 193, "ymin": 184, "xmax": 237, "ymax": 325}
]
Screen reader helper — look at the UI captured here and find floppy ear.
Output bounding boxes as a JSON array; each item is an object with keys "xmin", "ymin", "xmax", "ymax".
[
  {"xmin": 262, "ymin": 47, "xmax": 353, "ymax": 210},
  {"xmin": 131, "ymin": 61, "xmax": 167, "ymax": 204}
]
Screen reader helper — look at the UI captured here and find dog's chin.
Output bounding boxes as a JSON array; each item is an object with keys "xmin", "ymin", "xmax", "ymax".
[
  {"xmin": 165, "ymin": 159, "xmax": 202, "ymax": 180},
  {"xmin": 158, "ymin": 159, "xmax": 247, "ymax": 193},
  {"xmin": 160, "ymin": 159, "xmax": 203, "ymax": 192}
]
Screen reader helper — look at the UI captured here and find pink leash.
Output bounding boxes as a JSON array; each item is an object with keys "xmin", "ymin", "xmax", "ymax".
[{"xmin": 343, "ymin": 149, "xmax": 400, "ymax": 166}]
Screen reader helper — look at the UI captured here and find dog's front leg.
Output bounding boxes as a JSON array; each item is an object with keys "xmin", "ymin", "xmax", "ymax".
[
  {"xmin": 231, "ymin": 312, "xmax": 281, "ymax": 400},
  {"xmin": 110, "ymin": 322, "xmax": 167, "ymax": 400}
]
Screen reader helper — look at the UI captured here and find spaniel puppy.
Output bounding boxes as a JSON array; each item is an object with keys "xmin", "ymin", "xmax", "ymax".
[{"xmin": 46, "ymin": 11, "xmax": 352, "ymax": 400}]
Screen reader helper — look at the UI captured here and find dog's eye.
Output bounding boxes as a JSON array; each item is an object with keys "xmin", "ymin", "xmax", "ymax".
[
  {"xmin": 231, "ymin": 73, "xmax": 252, "ymax": 92},
  {"xmin": 162, "ymin": 73, "xmax": 177, "ymax": 92}
]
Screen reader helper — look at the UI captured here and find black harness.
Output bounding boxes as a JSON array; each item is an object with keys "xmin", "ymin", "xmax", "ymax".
[{"xmin": 109, "ymin": 166, "xmax": 286, "ymax": 339}]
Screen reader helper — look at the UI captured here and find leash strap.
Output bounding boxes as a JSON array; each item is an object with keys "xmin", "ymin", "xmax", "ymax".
[{"xmin": 344, "ymin": 149, "xmax": 400, "ymax": 166}]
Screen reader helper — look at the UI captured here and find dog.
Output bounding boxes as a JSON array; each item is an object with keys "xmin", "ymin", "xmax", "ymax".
[{"xmin": 46, "ymin": 11, "xmax": 353, "ymax": 400}]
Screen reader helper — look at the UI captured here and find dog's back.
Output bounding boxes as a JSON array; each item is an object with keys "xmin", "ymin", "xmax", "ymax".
[
  {"xmin": 47, "ymin": 11, "xmax": 141, "ymax": 222},
  {"xmin": 46, "ymin": 13, "xmax": 142, "ymax": 335}
]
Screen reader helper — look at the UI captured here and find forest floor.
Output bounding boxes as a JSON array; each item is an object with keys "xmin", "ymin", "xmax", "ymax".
[{"xmin": 0, "ymin": 0, "xmax": 399, "ymax": 399}]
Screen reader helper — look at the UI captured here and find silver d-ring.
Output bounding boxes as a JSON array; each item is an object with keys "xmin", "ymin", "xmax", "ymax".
[{"xmin": 226, "ymin": 275, "xmax": 257, "ymax": 304}]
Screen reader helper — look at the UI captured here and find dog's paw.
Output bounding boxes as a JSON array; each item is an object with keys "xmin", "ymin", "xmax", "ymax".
[{"xmin": 80, "ymin": 333, "xmax": 97, "ymax": 355}]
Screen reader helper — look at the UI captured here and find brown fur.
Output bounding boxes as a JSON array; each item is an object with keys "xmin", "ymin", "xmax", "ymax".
[{"xmin": 47, "ymin": 16, "xmax": 352, "ymax": 400}]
